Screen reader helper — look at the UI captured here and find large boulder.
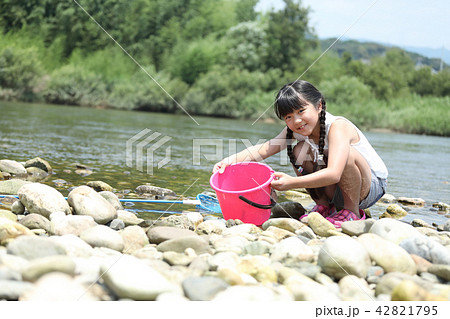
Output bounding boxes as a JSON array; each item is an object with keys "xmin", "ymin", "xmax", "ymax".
[
  {"xmin": 67, "ymin": 186, "xmax": 117, "ymax": 224},
  {"xmin": 17, "ymin": 183, "xmax": 70, "ymax": 218}
]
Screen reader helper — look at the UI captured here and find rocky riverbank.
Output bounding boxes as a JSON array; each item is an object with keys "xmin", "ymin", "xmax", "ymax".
[{"xmin": 1, "ymin": 158, "xmax": 450, "ymax": 301}]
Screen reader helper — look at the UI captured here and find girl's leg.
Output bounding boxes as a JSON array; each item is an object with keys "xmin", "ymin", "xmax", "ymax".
[{"xmin": 337, "ymin": 147, "xmax": 372, "ymax": 217}]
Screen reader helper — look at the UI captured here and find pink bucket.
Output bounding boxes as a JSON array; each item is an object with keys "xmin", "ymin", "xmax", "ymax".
[{"xmin": 210, "ymin": 162, "xmax": 275, "ymax": 225}]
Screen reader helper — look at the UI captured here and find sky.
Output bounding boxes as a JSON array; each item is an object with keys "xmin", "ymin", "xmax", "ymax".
[{"xmin": 255, "ymin": 0, "xmax": 450, "ymax": 51}]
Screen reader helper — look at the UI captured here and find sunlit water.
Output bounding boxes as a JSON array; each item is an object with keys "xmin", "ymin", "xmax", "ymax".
[{"xmin": 1, "ymin": 102, "xmax": 449, "ymax": 225}]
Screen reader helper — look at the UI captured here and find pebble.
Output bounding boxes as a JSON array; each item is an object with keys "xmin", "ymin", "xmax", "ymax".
[
  {"xmin": 11, "ymin": 200, "xmax": 25, "ymax": 214},
  {"xmin": 341, "ymin": 219, "xmax": 375, "ymax": 236},
  {"xmin": 147, "ymin": 226, "xmax": 198, "ymax": 244},
  {"xmin": 68, "ymin": 186, "xmax": 117, "ymax": 224},
  {"xmin": 339, "ymin": 275, "xmax": 374, "ymax": 301},
  {"xmin": 7, "ymin": 236, "xmax": 67, "ymax": 260},
  {"xmin": 49, "ymin": 212, "xmax": 97, "ymax": 236},
  {"xmin": 0, "ymin": 159, "xmax": 27, "ymax": 176},
  {"xmin": 0, "ymin": 209, "xmax": 17, "ymax": 221},
  {"xmin": 101, "ymin": 255, "xmax": 175, "ymax": 300},
  {"xmin": 318, "ymin": 236, "xmax": 371, "ymax": 280},
  {"xmin": 305, "ymin": 212, "xmax": 337, "ymax": 237},
  {"xmin": 397, "ymin": 197, "xmax": 426, "ymax": 206},
  {"xmin": 428, "ymin": 264, "xmax": 450, "ymax": 281},
  {"xmin": 19, "ymin": 214, "xmax": 51, "ymax": 232},
  {"xmin": 157, "ymin": 236, "xmax": 211, "ymax": 254},
  {"xmin": 87, "ymin": 181, "xmax": 113, "ymax": 192},
  {"xmin": 116, "ymin": 210, "xmax": 143, "ymax": 226},
  {"xmin": 99, "ymin": 191, "xmax": 123, "ymax": 210},
  {"xmin": 182, "ymin": 276, "xmax": 229, "ymax": 300},
  {"xmin": 120, "ymin": 225, "xmax": 149, "ymax": 254},
  {"xmin": 80, "ymin": 225, "xmax": 124, "ymax": 252},
  {"xmin": 195, "ymin": 219, "xmax": 226, "ymax": 235},
  {"xmin": 0, "ymin": 217, "xmax": 34, "ymax": 245},
  {"xmin": 21, "ymin": 255, "xmax": 76, "ymax": 282},
  {"xmin": 369, "ymin": 218, "xmax": 422, "ymax": 244},
  {"xmin": 358, "ymin": 233, "xmax": 417, "ymax": 275},
  {"xmin": 0, "ymin": 179, "xmax": 31, "ymax": 194},
  {"xmin": 399, "ymin": 235, "xmax": 450, "ymax": 265},
  {"xmin": 18, "ymin": 183, "xmax": 71, "ymax": 218},
  {"xmin": 109, "ymin": 218, "xmax": 125, "ymax": 230},
  {"xmin": 24, "ymin": 157, "xmax": 52, "ymax": 173},
  {"xmin": 270, "ymin": 236, "xmax": 314, "ymax": 263},
  {"xmin": 262, "ymin": 217, "xmax": 306, "ymax": 233}
]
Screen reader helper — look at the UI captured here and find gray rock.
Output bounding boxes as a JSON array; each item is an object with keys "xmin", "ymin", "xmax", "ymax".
[
  {"xmin": 120, "ymin": 225, "xmax": 149, "ymax": 254},
  {"xmin": 339, "ymin": 275, "xmax": 374, "ymax": 301},
  {"xmin": 262, "ymin": 217, "xmax": 306, "ymax": 233},
  {"xmin": 270, "ymin": 236, "xmax": 314, "ymax": 263},
  {"xmin": 369, "ymin": 218, "xmax": 422, "ymax": 244},
  {"xmin": 11, "ymin": 200, "xmax": 25, "ymax": 214},
  {"xmin": 341, "ymin": 219, "xmax": 375, "ymax": 236},
  {"xmin": 153, "ymin": 214, "xmax": 195, "ymax": 230},
  {"xmin": 357, "ymin": 233, "xmax": 416, "ymax": 274},
  {"xmin": 0, "ymin": 218, "xmax": 35, "ymax": 244},
  {"xmin": 182, "ymin": 276, "xmax": 229, "ymax": 301},
  {"xmin": 22, "ymin": 255, "xmax": 76, "ymax": 282},
  {"xmin": 110, "ymin": 218, "xmax": 125, "ymax": 230},
  {"xmin": 18, "ymin": 183, "xmax": 70, "ymax": 218},
  {"xmin": 0, "ymin": 159, "xmax": 27, "ymax": 175},
  {"xmin": 270, "ymin": 201, "xmax": 306, "ymax": 220},
  {"xmin": 135, "ymin": 185, "xmax": 176, "ymax": 197},
  {"xmin": 375, "ymin": 272, "xmax": 434, "ymax": 296},
  {"xmin": 80, "ymin": 225, "xmax": 124, "ymax": 252},
  {"xmin": 318, "ymin": 236, "xmax": 371, "ymax": 280},
  {"xmin": 208, "ymin": 251, "xmax": 240, "ymax": 271},
  {"xmin": 0, "ymin": 209, "xmax": 17, "ymax": 221},
  {"xmin": 244, "ymin": 240, "xmax": 272, "ymax": 256},
  {"xmin": 284, "ymin": 275, "xmax": 340, "ymax": 301},
  {"xmin": 7, "ymin": 236, "xmax": 67, "ymax": 260},
  {"xmin": 428, "ymin": 264, "xmax": 450, "ymax": 281},
  {"xmin": 87, "ymin": 181, "xmax": 113, "ymax": 192},
  {"xmin": 0, "ymin": 280, "xmax": 33, "ymax": 300},
  {"xmin": 101, "ymin": 255, "xmax": 175, "ymax": 300},
  {"xmin": 0, "ymin": 179, "xmax": 32, "ymax": 195},
  {"xmin": 26, "ymin": 167, "xmax": 49, "ymax": 182},
  {"xmin": 116, "ymin": 210, "xmax": 143, "ymax": 226},
  {"xmin": 399, "ymin": 235, "xmax": 450, "ymax": 265},
  {"xmin": 49, "ymin": 212, "xmax": 97, "ymax": 236},
  {"xmin": 157, "ymin": 236, "xmax": 210, "ymax": 254},
  {"xmin": 99, "ymin": 191, "xmax": 123, "ymax": 210},
  {"xmin": 68, "ymin": 185, "xmax": 117, "ymax": 224},
  {"xmin": 162, "ymin": 251, "xmax": 194, "ymax": 266},
  {"xmin": 147, "ymin": 226, "xmax": 198, "ymax": 244},
  {"xmin": 20, "ymin": 273, "xmax": 98, "ymax": 301},
  {"xmin": 48, "ymin": 234, "xmax": 94, "ymax": 258},
  {"xmin": 19, "ymin": 214, "xmax": 51, "ymax": 232},
  {"xmin": 196, "ymin": 220, "xmax": 227, "ymax": 235},
  {"xmin": 213, "ymin": 235, "xmax": 249, "ymax": 255},
  {"xmin": 24, "ymin": 157, "xmax": 52, "ymax": 173},
  {"xmin": 0, "ymin": 267, "xmax": 22, "ymax": 281},
  {"xmin": 295, "ymin": 226, "xmax": 316, "ymax": 239}
]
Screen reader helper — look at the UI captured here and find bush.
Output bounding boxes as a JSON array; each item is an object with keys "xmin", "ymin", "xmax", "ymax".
[
  {"xmin": 0, "ymin": 46, "xmax": 43, "ymax": 100},
  {"xmin": 319, "ymin": 75, "xmax": 374, "ymax": 106},
  {"xmin": 43, "ymin": 64, "xmax": 107, "ymax": 106}
]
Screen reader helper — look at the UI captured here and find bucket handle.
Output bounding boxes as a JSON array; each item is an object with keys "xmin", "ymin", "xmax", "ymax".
[{"xmin": 238, "ymin": 195, "xmax": 276, "ymax": 210}]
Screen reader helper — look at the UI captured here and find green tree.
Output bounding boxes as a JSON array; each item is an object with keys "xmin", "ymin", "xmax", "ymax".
[{"xmin": 264, "ymin": 0, "xmax": 313, "ymax": 71}]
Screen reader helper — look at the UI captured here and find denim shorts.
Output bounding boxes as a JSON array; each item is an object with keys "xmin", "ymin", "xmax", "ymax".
[{"xmin": 331, "ymin": 172, "xmax": 387, "ymax": 210}]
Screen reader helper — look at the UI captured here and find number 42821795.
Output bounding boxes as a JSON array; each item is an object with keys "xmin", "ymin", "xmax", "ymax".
[{"xmin": 376, "ymin": 305, "xmax": 438, "ymax": 316}]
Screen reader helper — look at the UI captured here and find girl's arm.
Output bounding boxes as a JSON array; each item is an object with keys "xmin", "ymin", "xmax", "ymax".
[
  {"xmin": 272, "ymin": 120, "xmax": 354, "ymax": 190},
  {"xmin": 213, "ymin": 127, "xmax": 288, "ymax": 173}
]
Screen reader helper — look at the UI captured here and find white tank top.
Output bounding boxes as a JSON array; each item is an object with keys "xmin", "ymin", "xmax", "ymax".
[{"xmin": 293, "ymin": 112, "xmax": 388, "ymax": 179}]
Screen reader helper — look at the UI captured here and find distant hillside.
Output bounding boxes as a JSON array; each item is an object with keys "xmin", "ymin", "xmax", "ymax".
[{"xmin": 320, "ymin": 38, "xmax": 447, "ymax": 71}]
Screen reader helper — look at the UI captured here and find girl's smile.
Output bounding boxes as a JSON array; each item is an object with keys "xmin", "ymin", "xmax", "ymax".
[{"xmin": 284, "ymin": 103, "xmax": 321, "ymax": 139}]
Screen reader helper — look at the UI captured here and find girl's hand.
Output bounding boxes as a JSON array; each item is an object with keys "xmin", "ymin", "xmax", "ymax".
[
  {"xmin": 271, "ymin": 171, "xmax": 296, "ymax": 191},
  {"xmin": 213, "ymin": 160, "xmax": 230, "ymax": 174}
]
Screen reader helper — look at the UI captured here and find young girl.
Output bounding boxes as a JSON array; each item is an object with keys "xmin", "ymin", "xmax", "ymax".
[{"xmin": 213, "ymin": 80, "xmax": 388, "ymax": 227}]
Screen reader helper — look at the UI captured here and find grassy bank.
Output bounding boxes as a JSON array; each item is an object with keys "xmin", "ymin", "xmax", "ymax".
[{"xmin": 1, "ymin": 30, "xmax": 449, "ymax": 137}]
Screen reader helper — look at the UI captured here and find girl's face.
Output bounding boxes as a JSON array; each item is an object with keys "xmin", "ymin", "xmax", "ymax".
[{"xmin": 283, "ymin": 102, "xmax": 322, "ymax": 138}]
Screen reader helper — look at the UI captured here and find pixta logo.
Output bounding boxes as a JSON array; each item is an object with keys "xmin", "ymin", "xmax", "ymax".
[{"xmin": 126, "ymin": 129, "xmax": 172, "ymax": 175}]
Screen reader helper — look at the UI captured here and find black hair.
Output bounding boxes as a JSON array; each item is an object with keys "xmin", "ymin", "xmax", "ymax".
[{"xmin": 275, "ymin": 80, "xmax": 327, "ymax": 198}]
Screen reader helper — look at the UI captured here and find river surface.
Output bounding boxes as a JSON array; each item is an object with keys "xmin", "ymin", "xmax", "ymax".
[{"xmin": 1, "ymin": 102, "xmax": 449, "ymax": 225}]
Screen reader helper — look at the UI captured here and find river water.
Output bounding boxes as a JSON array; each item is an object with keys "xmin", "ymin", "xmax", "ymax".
[{"xmin": 1, "ymin": 102, "xmax": 449, "ymax": 225}]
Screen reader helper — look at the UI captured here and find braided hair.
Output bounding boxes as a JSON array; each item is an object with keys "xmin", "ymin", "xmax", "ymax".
[{"xmin": 275, "ymin": 80, "xmax": 327, "ymax": 199}]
